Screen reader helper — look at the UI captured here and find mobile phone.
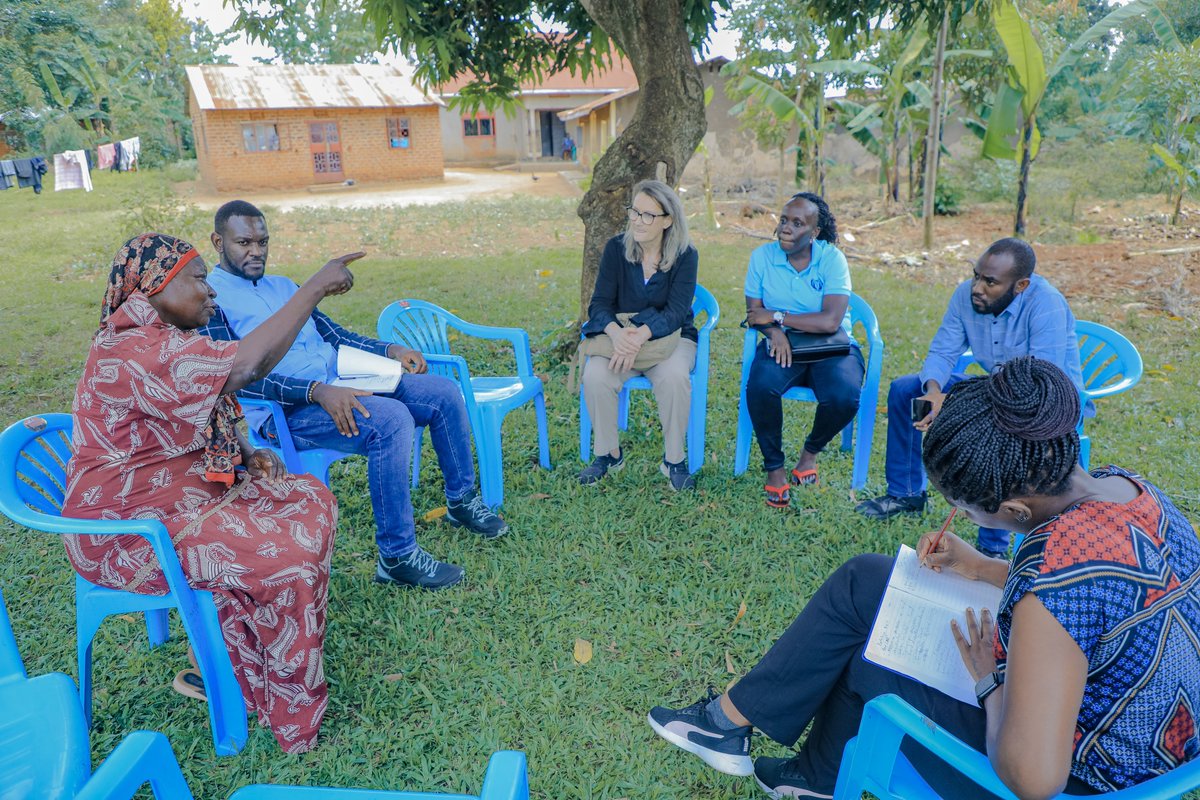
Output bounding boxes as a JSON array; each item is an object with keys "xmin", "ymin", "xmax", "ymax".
[{"xmin": 911, "ymin": 398, "xmax": 933, "ymax": 422}]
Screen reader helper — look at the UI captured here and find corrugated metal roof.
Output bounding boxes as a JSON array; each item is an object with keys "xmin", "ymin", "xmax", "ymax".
[
  {"xmin": 185, "ymin": 64, "xmax": 444, "ymax": 111},
  {"xmin": 558, "ymin": 85, "xmax": 639, "ymax": 121}
]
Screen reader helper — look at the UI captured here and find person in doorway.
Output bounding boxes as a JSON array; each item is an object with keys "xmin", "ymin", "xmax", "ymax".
[
  {"xmin": 562, "ymin": 134, "xmax": 575, "ymax": 161},
  {"xmin": 198, "ymin": 200, "xmax": 507, "ymax": 591},
  {"xmin": 855, "ymin": 237, "xmax": 1084, "ymax": 559}
]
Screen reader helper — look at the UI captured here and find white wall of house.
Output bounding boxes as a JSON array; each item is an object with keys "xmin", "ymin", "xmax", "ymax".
[{"xmin": 438, "ymin": 91, "xmax": 614, "ymax": 163}]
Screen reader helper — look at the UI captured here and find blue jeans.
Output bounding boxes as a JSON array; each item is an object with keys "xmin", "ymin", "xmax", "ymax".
[
  {"xmin": 284, "ymin": 373, "xmax": 475, "ymax": 559},
  {"xmin": 746, "ymin": 344, "xmax": 865, "ymax": 472},
  {"xmin": 886, "ymin": 373, "xmax": 1008, "ymax": 553}
]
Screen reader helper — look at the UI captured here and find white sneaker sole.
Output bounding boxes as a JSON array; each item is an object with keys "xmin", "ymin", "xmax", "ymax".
[
  {"xmin": 647, "ymin": 712, "xmax": 754, "ymax": 777},
  {"xmin": 754, "ymin": 774, "xmax": 832, "ymax": 799}
]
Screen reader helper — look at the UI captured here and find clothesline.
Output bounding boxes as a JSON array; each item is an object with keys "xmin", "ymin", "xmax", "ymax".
[{"xmin": 0, "ymin": 136, "xmax": 143, "ymax": 195}]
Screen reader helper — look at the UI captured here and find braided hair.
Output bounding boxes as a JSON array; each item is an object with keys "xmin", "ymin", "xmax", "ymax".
[
  {"xmin": 789, "ymin": 192, "xmax": 839, "ymax": 244},
  {"xmin": 922, "ymin": 357, "xmax": 1080, "ymax": 513}
]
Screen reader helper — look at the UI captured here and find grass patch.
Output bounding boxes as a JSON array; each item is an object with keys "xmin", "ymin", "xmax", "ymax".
[{"xmin": 1, "ymin": 171, "xmax": 1197, "ymax": 797}]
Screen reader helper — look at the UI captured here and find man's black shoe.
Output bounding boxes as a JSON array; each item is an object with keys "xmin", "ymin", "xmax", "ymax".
[
  {"xmin": 660, "ymin": 459, "xmax": 696, "ymax": 491},
  {"xmin": 446, "ymin": 489, "xmax": 509, "ymax": 539},
  {"xmin": 578, "ymin": 449, "xmax": 624, "ymax": 485},
  {"xmin": 374, "ymin": 547, "xmax": 464, "ymax": 590},
  {"xmin": 855, "ymin": 492, "xmax": 927, "ymax": 520},
  {"xmin": 753, "ymin": 755, "xmax": 833, "ymax": 798}
]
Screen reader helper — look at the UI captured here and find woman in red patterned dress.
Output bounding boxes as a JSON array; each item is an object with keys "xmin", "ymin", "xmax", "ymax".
[{"xmin": 62, "ymin": 233, "xmax": 361, "ymax": 753}]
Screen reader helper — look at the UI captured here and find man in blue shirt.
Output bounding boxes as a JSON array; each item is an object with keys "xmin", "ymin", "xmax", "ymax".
[
  {"xmin": 855, "ymin": 238, "xmax": 1084, "ymax": 558},
  {"xmin": 199, "ymin": 200, "xmax": 507, "ymax": 591}
]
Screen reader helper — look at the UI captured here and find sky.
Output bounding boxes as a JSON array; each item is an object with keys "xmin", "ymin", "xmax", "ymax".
[{"xmin": 182, "ymin": 0, "xmax": 742, "ymax": 64}]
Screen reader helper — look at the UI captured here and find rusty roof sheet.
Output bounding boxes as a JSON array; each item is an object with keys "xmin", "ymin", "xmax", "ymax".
[{"xmin": 185, "ymin": 64, "xmax": 444, "ymax": 111}]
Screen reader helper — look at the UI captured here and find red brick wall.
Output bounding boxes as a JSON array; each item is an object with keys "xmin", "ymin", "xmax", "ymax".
[{"xmin": 192, "ymin": 105, "xmax": 444, "ymax": 191}]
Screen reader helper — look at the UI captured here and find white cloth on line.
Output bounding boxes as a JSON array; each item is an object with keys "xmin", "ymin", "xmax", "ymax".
[
  {"xmin": 118, "ymin": 136, "xmax": 140, "ymax": 171},
  {"xmin": 53, "ymin": 150, "xmax": 93, "ymax": 192}
]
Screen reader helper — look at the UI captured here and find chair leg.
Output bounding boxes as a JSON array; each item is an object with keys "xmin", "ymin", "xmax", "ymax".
[
  {"xmin": 851, "ymin": 407, "xmax": 874, "ymax": 491},
  {"xmin": 178, "ymin": 591, "xmax": 248, "ymax": 756},
  {"xmin": 734, "ymin": 389, "xmax": 754, "ymax": 476},
  {"xmin": 688, "ymin": 386, "xmax": 706, "ymax": 475},
  {"xmin": 579, "ymin": 391, "xmax": 592, "ymax": 464},
  {"xmin": 618, "ymin": 386, "xmax": 630, "ymax": 431},
  {"xmin": 534, "ymin": 392, "xmax": 551, "ymax": 470},
  {"xmin": 477, "ymin": 412, "xmax": 505, "ymax": 509},
  {"xmin": 411, "ymin": 426, "xmax": 424, "ymax": 489},
  {"xmin": 144, "ymin": 608, "xmax": 170, "ymax": 648}
]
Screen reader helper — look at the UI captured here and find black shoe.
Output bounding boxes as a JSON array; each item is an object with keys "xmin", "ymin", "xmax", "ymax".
[
  {"xmin": 647, "ymin": 692, "xmax": 753, "ymax": 776},
  {"xmin": 578, "ymin": 450, "xmax": 624, "ymax": 485},
  {"xmin": 855, "ymin": 492, "xmax": 927, "ymax": 520},
  {"xmin": 374, "ymin": 548, "xmax": 464, "ymax": 590},
  {"xmin": 753, "ymin": 755, "xmax": 833, "ymax": 799},
  {"xmin": 660, "ymin": 459, "xmax": 696, "ymax": 491},
  {"xmin": 445, "ymin": 489, "xmax": 508, "ymax": 539}
]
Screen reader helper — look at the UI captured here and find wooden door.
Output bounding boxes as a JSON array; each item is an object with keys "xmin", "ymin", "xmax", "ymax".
[{"xmin": 309, "ymin": 122, "xmax": 343, "ymax": 182}]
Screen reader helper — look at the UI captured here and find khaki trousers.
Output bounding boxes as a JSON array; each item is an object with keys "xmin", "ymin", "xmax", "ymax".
[{"xmin": 582, "ymin": 338, "xmax": 697, "ymax": 463}]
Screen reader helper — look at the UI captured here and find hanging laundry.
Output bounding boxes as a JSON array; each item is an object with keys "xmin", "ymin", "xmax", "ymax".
[
  {"xmin": 111, "ymin": 141, "xmax": 123, "ymax": 172},
  {"xmin": 13, "ymin": 157, "xmax": 48, "ymax": 193},
  {"xmin": 0, "ymin": 160, "xmax": 16, "ymax": 190},
  {"xmin": 118, "ymin": 136, "xmax": 140, "ymax": 171},
  {"xmin": 54, "ymin": 150, "xmax": 93, "ymax": 192},
  {"xmin": 97, "ymin": 143, "xmax": 116, "ymax": 170}
]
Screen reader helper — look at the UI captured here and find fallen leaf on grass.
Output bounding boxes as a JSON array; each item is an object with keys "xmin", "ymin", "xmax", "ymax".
[
  {"xmin": 116, "ymin": 614, "xmax": 136, "ymax": 623},
  {"xmin": 383, "ymin": 673, "xmax": 404, "ymax": 682},
  {"xmin": 725, "ymin": 600, "xmax": 747, "ymax": 632},
  {"xmin": 528, "ymin": 493, "xmax": 552, "ymax": 500},
  {"xmin": 725, "ymin": 650, "xmax": 737, "ymax": 674},
  {"xmin": 422, "ymin": 506, "xmax": 448, "ymax": 522},
  {"xmin": 537, "ymin": 269, "xmax": 555, "ymax": 277},
  {"xmin": 574, "ymin": 638, "xmax": 593, "ymax": 665}
]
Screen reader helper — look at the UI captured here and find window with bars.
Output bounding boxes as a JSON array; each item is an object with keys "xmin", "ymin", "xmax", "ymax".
[
  {"xmin": 462, "ymin": 117, "xmax": 494, "ymax": 137},
  {"xmin": 387, "ymin": 117, "xmax": 411, "ymax": 148},
  {"xmin": 241, "ymin": 123, "xmax": 280, "ymax": 152}
]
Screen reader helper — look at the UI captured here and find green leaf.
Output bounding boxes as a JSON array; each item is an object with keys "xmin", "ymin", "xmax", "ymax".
[
  {"xmin": 941, "ymin": 49, "xmax": 994, "ymax": 60},
  {"xmin": 39, "ymin": 62, "xmax": 69, "ymax": 109},
  {"xmin": 808, "ymin": 59, "xmax": 886, "ymax": 77},
  {"xmin": 1153, "ymin": 143, "xmax": 1185, "ymax": 177},
  {"xmin": 845, "ymin": 101, "xmax": 883, "ymax": 130},
  {"xmin": 991, "ymin": 0, "xmax": 1047, "ymax": 117},
  {"xmin": 1145, "ymin": 3, "xmax": 1182, "ymax": 51},
  {"xmin": 982, "ymin": 81, "xmax": 1024, "ymax": 161},
  {"xmin": 1049, "ymin": 0, "xmax": 1168, "ymax": 82}
]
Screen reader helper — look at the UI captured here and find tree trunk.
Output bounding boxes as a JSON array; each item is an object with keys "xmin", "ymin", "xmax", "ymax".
[
  {"xmin": 889, "ymin": 116, "xmax": 900, "ymax": 203},
  {"xmin": 575, "ymin": 0, "xmax": 708, "ymax": 319},
  {"xmin": 922, "ymin": 7, "xmax": 949, "ymax": 248},
  {"xmin": 1014, "ymin": 114, "xmax": 1035, "ymax": 237},
  {"xmin": 813, "ymin": 80, "xmax": 826, "ymax": 196}
]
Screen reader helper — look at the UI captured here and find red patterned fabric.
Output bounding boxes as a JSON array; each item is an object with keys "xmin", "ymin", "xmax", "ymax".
[{"xmin": 63, "ymin": 292, "xmax": 338, "ymax": 753}]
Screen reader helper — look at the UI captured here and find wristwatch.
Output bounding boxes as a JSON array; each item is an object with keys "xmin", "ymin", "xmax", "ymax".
[
  {"xmin": 772, "ymin": 310, "xmax": 786, "ymax": 325},
  {"xmin": 974, "ymin": 670, "xmax": 1005, "ymax": 704}
]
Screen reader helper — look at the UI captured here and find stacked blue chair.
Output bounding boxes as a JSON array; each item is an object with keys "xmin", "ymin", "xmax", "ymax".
[
  {"xmin": 577, "ymin": 285, "xmax": 720, "ymax": 476},
  {"xmin": 0, "ymin": 585, "xmax": 530, "ymax": 800},
  {"xmin": 733, "ymin": 292, "xmax": 884, "ymax": 489},
  {"xmin": 832, "ymin": 694, "xmax": 1200, "ymax": 800},
  {"xmin": 0, "ymin": 414, "xmax": 247, "ymax": 757},
  {"xmin": 376, "ymin": 301, "xmax": 550, "ymax": 509}
]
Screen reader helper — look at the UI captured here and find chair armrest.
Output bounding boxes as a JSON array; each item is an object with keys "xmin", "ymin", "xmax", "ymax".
[
  {"xmin": 739, "ymin": 327, "xmax": 760, "ymax": 385},
  {"xmin": 444, "ymin": 318, "xmax": 535, "ymax": 376},
  {"xmin": 424, "ymin": 354, "xmax": 481, "ymax": 418},
  {"xmin": 480, "ymin": 750, "xmax": 530, "ymax": 800},
  {"xmin": 76, "ymin": 731, "xmax": 193, "ymax": 800},
  {"xmin": 238, "ymin": 398, "xmax": 304, "ymax": 474}
]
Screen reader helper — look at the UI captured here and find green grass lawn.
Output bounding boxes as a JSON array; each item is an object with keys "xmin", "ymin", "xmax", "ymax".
[{"xmin": 2, "ymin": 169, "xmax": 1199, "ymax": 798}]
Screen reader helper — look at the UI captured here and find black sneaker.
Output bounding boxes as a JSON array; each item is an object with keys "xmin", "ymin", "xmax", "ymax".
[
  {"xmin": 445, "ymin": 489, "xmax": 508, "ymax": 539},
  {"xmin": 660, "ymin": 459, "xmax": 696, "ymax": 491},
  {"xmin": 578, "ymin": 450, "xmax": 624, "ymax": 486},
  {"xmin": 647, "ymin": 692, "xmax": 753, "ymax": 776},
  {"xmin": 854, "ymin": 492, "xmax": 927, "ymax": 520},
  {"xmin": 753, "ymin": 755, "xmax": 832, "ymax": 799},
  {"xmin": 374, "ymin": 547, "xmax": 464, "ymax": 590}
]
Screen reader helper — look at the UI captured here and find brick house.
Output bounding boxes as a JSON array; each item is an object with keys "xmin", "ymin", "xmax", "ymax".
[{"xmin": 185, "ymin": 64, "xmax": 445, "ymax": 191}]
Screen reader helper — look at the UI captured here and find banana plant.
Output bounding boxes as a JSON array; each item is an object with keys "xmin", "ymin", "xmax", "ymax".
[{"xmin": 985, "ymin": 0, "xmax": 1171, "ymax": 235}]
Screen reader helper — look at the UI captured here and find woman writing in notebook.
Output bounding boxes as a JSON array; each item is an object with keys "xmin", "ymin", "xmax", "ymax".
[{"xmin": 648, "ymin": 357, "xmax": 1200, "ymax": 799}]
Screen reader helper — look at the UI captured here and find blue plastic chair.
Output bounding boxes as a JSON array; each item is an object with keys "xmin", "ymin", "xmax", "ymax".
[
  {"xmin": 0, "ymin": 587, "xmax": 530, "ymax": 800},
  {"xmin": 578, "ymin": 285, "xmax": 721, "ymax": 475},
  {"xmin": 953, "ymin": 320, "xmax": 1142, "ymax": 469},
  {"xmin": 238, "ymin": 398, "xmax": 357, "ymax": 484},
  {"xmin": 0, "ymin": 414, "xmax": 247, "ymax": 757},
  {"xmin": 376, "ymin": 301, "xmax": 551, "ymax": 509},
  {"xmin": 733, "ymin": 293, "xmax": 885, "ymax": 489},
  {"xmin": 832, "ymin": 694, "xmax": 1200, "ymax": 800}
]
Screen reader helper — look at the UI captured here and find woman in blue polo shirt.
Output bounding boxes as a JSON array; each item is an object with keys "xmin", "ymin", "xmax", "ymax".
[{"xmin": 744, "ymin": 192, "xmax": 862, "ymax": 508}]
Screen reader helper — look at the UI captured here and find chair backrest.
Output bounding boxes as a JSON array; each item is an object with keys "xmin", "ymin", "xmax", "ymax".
[
  {"xmin": 0, "ymin": 414, "xmax": 73, "ymax": 529},
  {"xmin": 1076, "ymin": 320, "xmax": 1143, "ymax": 402},
  {"xmin": 376, "ymin": 299, "xmax": 456, "ymax": 356},
  {"xmin": 847, "ymin": 293, "xmax": 884, "ymax": 353},
  {"xmin": 692, "ymin": 284, "xmax": 720, "ymax": 335}
]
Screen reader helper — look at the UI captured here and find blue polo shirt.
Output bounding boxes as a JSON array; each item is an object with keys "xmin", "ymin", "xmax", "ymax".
[
  {"xmin": 207, "ymin": 267, "xmax": 336, "ymax": 383},
  {"xmin": 744, "ymin": 239, "xmax": 853, "ymax": 334}
]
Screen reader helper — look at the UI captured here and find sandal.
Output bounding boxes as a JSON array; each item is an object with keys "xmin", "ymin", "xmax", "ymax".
[
  {"xmin": 790, "ymin": 467, "xmax": 819, "ymax": 487},
  {"xmin": 764, "ymin": 483, "xmax": 791, "ymax": 509},
  {"xmin": 172, "ymin": 668, "xmax": 207, "ymax": 702}
]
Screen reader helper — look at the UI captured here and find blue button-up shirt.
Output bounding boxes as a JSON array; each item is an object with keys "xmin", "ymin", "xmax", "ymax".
[
  {"xmin": 920, "ymin": 275, "xmax": 1084, "ymax": 394},
  {"xmin": 744, "ymin": 239, "xmax": 853, "ymax": 334}
]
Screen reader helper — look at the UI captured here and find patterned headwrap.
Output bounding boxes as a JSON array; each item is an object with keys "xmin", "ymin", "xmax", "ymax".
[{"xmin": 101, "ymin": 233, "xmax": 244, "ymax": 486}]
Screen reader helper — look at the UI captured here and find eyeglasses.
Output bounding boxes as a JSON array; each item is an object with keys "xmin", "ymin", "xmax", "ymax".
[{"xmin": 626, "ymin": 206, "xmax": 668, "ymax": 225}]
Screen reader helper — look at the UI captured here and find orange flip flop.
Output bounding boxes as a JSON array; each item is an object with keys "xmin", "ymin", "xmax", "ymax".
[
  {"xmin": 764, "ymin": 483, "xmax": 790, "ymax": 508},
  {"xmin": 172, "ymin": 668, "xmax": 207, "ymax": 702},
  {"xmin": 790, "ymin": 467, "xmax": 819, "ymax": 486}
]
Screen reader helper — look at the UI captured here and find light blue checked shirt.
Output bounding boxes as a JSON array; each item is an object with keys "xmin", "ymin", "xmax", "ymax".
[{"xmin": 919, "ymin": 275, "xmax": 1084, "ymax": 394}]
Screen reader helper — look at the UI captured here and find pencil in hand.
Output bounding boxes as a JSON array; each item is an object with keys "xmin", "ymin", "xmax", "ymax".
[{"xmin": 920, "ymin": 507, "xmax": 958, "ymax": 569}]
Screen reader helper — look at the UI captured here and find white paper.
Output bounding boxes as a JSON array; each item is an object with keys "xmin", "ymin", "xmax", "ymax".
[
  {"xmin": 865, "ymin": 545, "xmax": 1004, "ymax": 706},
  {"xmin": 329, "ymin": 347, "xmax": 403, "ymax": 393}
]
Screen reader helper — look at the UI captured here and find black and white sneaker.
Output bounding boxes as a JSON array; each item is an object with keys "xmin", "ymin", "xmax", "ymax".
[
  {"xmin": 660, "ymin": 459, "xmax": 696, "ymax": 491},
  {"xmin": 445, "ymin": 489, "xmax": 509, "ymax": 539},
  {"xmin": 374, "ymin": 547, "xmax": 464, "ymax": 590},
  {"xmin": 578, "ymin": 450, "xmax": 624, "ymax": 486},
  {"xmin": 647, "ymin": 693, "xmax": 753, "ymax": 776},
  {"xmin": 753, "ymin": 755, "xmax": 832, "ymax": 799}
]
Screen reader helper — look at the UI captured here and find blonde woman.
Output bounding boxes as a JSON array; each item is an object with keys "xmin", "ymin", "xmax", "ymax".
[{"xmin": 579, "ymin": 180, "xmax": 699, "ymax": 490}]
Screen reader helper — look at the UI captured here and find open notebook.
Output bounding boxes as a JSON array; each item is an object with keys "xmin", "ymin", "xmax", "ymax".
[
  {"xmin": 329, "ymin": 347, "xmax": 403, "ymax": 393},
  {"xmin": 865, "ymin": 544, "xmax": 1004, "ymax": 706}
]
